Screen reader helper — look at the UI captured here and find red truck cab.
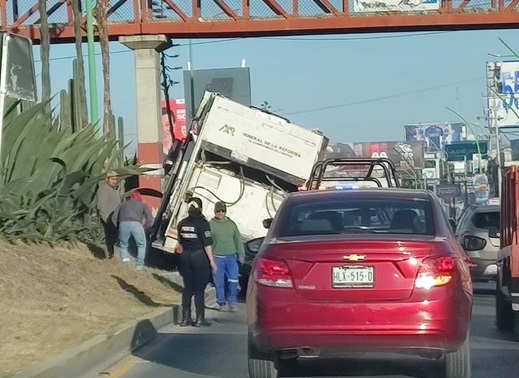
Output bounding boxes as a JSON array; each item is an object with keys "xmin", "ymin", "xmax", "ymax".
[{"xmin": 496, "ymin": 164, "xmax": 519, "ymax": 330}]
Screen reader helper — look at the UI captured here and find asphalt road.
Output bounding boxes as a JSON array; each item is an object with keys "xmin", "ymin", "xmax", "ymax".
[{"xmin": 96, "ymin": 282, "xmax": 519, "ymax": 378}]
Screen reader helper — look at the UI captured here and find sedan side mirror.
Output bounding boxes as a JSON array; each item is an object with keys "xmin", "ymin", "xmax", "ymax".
[
  {"xmin": 246, "ymin": 237, "xmax": 265, "ymax": 253},
  {"xmin": 262, "ymin": 218, "xmax": 273, "ymax": 229}
]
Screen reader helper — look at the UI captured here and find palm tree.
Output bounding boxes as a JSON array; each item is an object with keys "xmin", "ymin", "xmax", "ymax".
[
  {"xmin": 38, "ymin": 0, "xmax": 50, "ymax": 115},
  {"xmin": 71, "ymin": 0, "xmax": 88, "ymax": 129},
  {"xmin": 94, "ymin": 0, "xmax": 113, "ymax": 139}
]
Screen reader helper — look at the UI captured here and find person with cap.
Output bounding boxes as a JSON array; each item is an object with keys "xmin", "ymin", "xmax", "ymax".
[
  {"xmin": 177, "ymin": 197, "xmax": 217, "ymax": 327},
  {"xmin": 209, "ymin": 201, "xmax": 245, "ymax": 312},
  {"xmin": 111, "ymin": 191, "xmax": 153, "ymax": 271},
  {"xmin": 96, "ymin": 171, "xmax": 121, "ymax": 259}
]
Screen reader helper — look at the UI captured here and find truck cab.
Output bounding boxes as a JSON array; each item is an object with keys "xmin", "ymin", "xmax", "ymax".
[{"xmin": 496, "ymin": 163, "xmax": 519, "ymax": 331}]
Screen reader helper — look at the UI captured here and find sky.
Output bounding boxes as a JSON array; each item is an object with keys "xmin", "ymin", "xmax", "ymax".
[{"xmin": 33, "ymin": 29, "xmax": 519, "ymax": 151}]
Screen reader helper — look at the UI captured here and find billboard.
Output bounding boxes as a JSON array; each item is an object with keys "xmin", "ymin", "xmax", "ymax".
[
  {"xmin": 487, "ymin": 61, "xmax": 519, "ymax": 128},
  {"xmin": 444, "ymin": 141, "xmax": 488, "ymax": 161},
  {"xmin": 404, "ymin": 122, "xmax": 463, "ymax": 154},
  {"xmin": 161, "ymin": 99, "xmax": 187, "ymax": 155},
  {"xmin": 325, "ymin": 141, "xmax": 425, "ymax": 169},
  {"xmin": 183, "ymin": 67, "xmax": 251, "ymax": 126},
  {"xmin": 353, "ymin": 0, "xmax": 439, "ymax": 13}
]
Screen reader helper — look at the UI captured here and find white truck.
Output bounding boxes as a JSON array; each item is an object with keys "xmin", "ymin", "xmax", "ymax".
[{"xmin": 150, "ymin": 92, "xmax": 328, "ymax": 253}]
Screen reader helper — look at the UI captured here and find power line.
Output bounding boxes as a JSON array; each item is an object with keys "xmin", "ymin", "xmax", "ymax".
[
  {"xmin": 36, "ymin": 31, "xmax": 450, "ymax": 63},
  {"xmin": 282, "ymin": 77, "xmax": 485, "ymax": 116},
  {"xmin": 34, "ymin": 49, "xmax": 128, "ymax": 63},
  {"xmin": 262, "ymin": 31, "xmax": 451, "ymax": 42}
]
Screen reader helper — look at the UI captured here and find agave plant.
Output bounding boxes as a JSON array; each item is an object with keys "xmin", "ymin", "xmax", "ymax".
[{"xmin": 0, "ymin": 101, "xmax": 143, "ymax": 243}]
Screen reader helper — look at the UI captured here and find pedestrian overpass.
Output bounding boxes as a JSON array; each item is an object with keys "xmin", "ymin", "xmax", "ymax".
[{"xmin": 1, "ymin": 0, "xmax": 519, "ymax": 43}]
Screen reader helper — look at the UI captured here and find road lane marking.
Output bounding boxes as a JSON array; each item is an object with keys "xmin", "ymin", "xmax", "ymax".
[{"xmin": 103, "ymin": 357, "xmax": 138, "ymax": 378}]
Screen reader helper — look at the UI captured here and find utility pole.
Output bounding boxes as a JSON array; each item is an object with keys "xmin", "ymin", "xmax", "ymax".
[
  {"xmin": 486, "ymin": 61, "xmax": 503, "ymax": 198},
  {"xmin": 491, "ymin": 107, "xmax": 503, "ymax": 198}
]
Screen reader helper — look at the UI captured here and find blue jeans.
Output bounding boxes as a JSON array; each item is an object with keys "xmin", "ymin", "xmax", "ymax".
[
  {"xmin": 213, "ymin": 255, "xmax": 239, "ymax": 306},
  {"xmin": 118, "ymin": 221, "xmax": 147, "ymax": 267}
]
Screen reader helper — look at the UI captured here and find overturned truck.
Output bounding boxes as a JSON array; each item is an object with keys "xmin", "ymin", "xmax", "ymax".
[{"xmin": 150, "ymin": 92, "xmax": 328, "ymax": 253}]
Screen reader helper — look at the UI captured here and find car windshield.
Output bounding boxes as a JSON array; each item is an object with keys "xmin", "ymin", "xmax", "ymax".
[
  {"xmin": 473, "ymin": 211, "xmax": 500, "ymax": 230},
  {"xmin": 277, "ymin": 199, "xmax": 435, "ymax": 237}
]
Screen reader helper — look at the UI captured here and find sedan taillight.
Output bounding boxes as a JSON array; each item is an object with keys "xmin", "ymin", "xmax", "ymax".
[
  {"xmin": 254, "ymin": 258, "xmax": 293, "ymax": 288},
  {"xmin": 415, "ymin": 256, "xmax": 456, "ymax": 290}
]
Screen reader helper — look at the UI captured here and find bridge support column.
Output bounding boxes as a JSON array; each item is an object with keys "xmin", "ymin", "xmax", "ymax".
[{"xmin": 119, "ymin": 35, "xmax": 171, "ymax": 215}]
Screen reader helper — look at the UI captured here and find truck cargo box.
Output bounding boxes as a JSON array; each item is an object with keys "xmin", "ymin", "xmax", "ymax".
[{"xmin": 151, "ymin": 92, "xmax": 328, "ymax": 253}]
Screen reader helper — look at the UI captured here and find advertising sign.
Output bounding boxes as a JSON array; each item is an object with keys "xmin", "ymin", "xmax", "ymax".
[
  {"xmin": 161, "ymin": 99, "xmax": 187, "ymax": 155},
  {"xmin": 353, "ymin": 0, "xmax": 439, "ymax": 13},
  {"xmin": 354, "ymin": 141, "xmax": 425, "ymax": 169},
  {"xmin": 0, "ymin": 33, "xmax": 37, "ymax": 166},
  {"xmin": 324, "ymin": 141, "xmax": 425, "ymax": 169},
  {"xmin": 405, "ymin": 122, "xmax": 463, "ymax": 154},
  {"xmin": 472, "ymin": 174, "xmax": 490, "ymax": 205},
  {"xmin": 436, "ymin": 184, "xmax": 461, "ymax": 199},
  {"xmin": 183, "ymin": 67, "xmax": 251, "ymax": 125},
  {"xmin": 324, "ymin": 143, "xmax": 357, "ymax": 159},
  {"xmin": 488, "ymin": 61, "xmax": 519, "ymax": 128},
  {"xmin": 444, "ymin": 141, "xmax": 488, "ymax": 161}
]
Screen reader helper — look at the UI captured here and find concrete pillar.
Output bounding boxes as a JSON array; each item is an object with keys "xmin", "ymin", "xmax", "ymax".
[{"xmin": 120, "ymin": 35, "xmax": 172, "ymax": 216}]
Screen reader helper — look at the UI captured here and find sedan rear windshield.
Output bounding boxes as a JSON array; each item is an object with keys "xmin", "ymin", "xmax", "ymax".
[
  {"xmin": 473, "ymin": 211, "xmax": 499, "ymax": 230},
  {"xmin": 277, "ymin": 199, "xmax": 435, "ymax": 237}
]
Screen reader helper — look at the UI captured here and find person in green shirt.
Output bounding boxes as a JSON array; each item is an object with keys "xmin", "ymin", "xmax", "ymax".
[{"xmin": 209, "ymin": 201, "xmax": 245, "ymax": 311}]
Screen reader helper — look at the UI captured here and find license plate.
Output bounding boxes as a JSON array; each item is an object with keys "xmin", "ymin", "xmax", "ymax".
[{"xmin": 332, "ymin": 266, "xmax": 374, "ymax": 288}]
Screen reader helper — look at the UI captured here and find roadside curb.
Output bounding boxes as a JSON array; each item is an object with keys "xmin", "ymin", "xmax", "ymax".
[{"xmin": 12, "ymin": 282, "xmax": 216, "ymax": 378}]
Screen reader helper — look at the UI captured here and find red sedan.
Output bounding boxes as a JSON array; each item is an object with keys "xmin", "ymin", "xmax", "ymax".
[{"xmin": 246, "ymin": 188, "xmax": 472, "ymax": 378}]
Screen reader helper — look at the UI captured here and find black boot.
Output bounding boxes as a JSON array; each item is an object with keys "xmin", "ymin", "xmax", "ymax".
[
  {"xmin": 179, "ymin": 309, "xmax": 193, "ymax": 327},
  {"xmin": 194, "ymin": 311, "xmax": 211, "ymax": 327}
]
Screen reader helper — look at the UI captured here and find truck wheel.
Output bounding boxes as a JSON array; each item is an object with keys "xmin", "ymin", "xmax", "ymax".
[
  {"xmin": 496, "ymin": 284, "xmax": 515, "ymax": 330},
  {"xmin": 444, "ymin": 333, "xmax": 471, "ymax": 378},
  {"xmin": 248, "ymin": 336, "xmax": 277, "ymax": 378}
]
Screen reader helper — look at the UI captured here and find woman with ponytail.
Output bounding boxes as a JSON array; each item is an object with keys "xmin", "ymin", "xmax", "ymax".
[{"xmin": 177, "ymin": 197, "xmax": 217, "ymax": 327}]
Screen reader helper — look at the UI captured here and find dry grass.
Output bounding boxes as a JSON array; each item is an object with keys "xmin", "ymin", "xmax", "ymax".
[{"xmin": 0, "ymin": 239, "xmax": 180, "ymax": 377}]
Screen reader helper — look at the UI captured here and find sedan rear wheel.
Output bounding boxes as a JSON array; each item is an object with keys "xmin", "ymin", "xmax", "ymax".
[
  {"xmin": 444, "ymin": 333, "xmax": 471, "ymax": 378},
  {"xmin": 248, "ymin": 336, "xmax": 278, "ymax": 378}
]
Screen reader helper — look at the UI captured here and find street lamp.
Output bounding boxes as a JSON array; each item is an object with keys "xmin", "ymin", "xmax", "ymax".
[{"xmin": 487, "ymin": 53, "xmax": 516, "ymax": 58}]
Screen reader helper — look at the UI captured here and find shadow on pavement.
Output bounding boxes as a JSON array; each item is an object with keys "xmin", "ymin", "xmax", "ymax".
[
  {"xmin": 472, "ymin": 280, "xmax": 497, "ymax": 295},
  {"xmin": 129, "ymin": 331, "xmax": 449, "ymax": 378},
  {"xmin": 278, "ymin": 355, "xmax": 443, "ymax": 377},
  {"xmin": 470, "ymin": 313, "xmax": 518, "ymax": 342},
  {"xmin": 131, "ymin": 332, "xmax": 248, "ymax": 378},
  {"xmin": 130, "ymin": 318, "xmax": 159, "ymax": 351}
]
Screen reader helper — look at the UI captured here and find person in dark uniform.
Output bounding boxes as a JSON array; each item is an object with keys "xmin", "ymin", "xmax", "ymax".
[{"xmin": 177, "ymin": 197, "xmax": 217, "ymax": 327}]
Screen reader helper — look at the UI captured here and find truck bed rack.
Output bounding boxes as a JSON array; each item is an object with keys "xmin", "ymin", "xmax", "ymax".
[{"xmin": 306, "ymin": 157, "xmax": 400, "ymax": 190}]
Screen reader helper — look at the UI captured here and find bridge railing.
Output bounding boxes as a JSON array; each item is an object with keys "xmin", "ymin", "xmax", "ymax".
[{"xmin": 0, "ymin": 0, "xmax": 517, "ymax": 43}]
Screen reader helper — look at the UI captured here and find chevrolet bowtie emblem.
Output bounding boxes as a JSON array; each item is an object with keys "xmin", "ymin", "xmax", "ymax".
[{"xmin": 343, "ymin": 254, "xmax": 365, "ymax": 261}]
